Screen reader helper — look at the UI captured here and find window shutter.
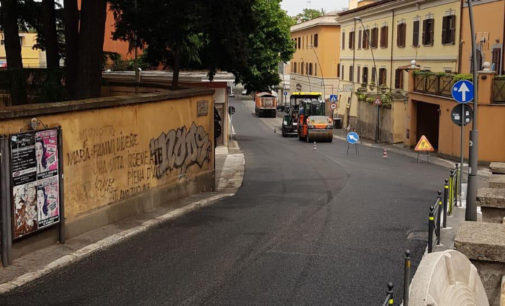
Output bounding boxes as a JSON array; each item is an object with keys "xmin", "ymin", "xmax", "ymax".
[
  {"xmin": 341, "ymin": 65, "xmax": 344, "ymax": 79},
  {"xmin": 314, "ymin": 34, "xmax": 318, "ymax": 47},
  {"xmin": 422, "ymin": 19, "xmax": 427, "ymax": 45},
  {"xmin": 413, "ymin": 21, "xmax": 419, "ymax": 47},
  {"xmin": 397, "ymin": 24, "xmax": 401, "ymax": 47},
  {"xmin": 342, "ymin": 33, "xmax": 345, "ymax": 49},
  {"xmin": 429, "ymin": 19, "xmax": 434, "ymax": 45},
  {"xmin": 358, "ymin": 30, "xmax": 362, "ymax": 48},
  {"xmin": 337, "ymin": 63, "xmax": 340, "ymax": 77},
  {"xmin": 395, "ymin": 69, "xmax": 401, "ymax": 89},
  {"xmin": 442, "ymin": 16, "xmax": 448, "ymax": 44},
  {"xmin": 357, "ymin": 66, "xmax": 361, "ymax": 84},
  {"xmin": 450, "ymin": 16, "xmax": 456, "ymax": 44}
]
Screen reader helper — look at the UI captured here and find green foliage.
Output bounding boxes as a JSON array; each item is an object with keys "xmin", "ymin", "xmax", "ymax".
[
  {"xmin": 453, "ymin": 73, "xmax": 473, "ymax": 82},
  {"xmin": 293, "ymin": 8, "xmax": 324, "ymax": 23},
  {"xmin": 111, "ymin": 0, "xmax": 293, "ymax": 91}
]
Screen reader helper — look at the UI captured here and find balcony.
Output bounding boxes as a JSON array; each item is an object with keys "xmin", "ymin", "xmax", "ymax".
[{"xmin": 413, "ymin": 72, "xmax": 470, "ymax": 98}]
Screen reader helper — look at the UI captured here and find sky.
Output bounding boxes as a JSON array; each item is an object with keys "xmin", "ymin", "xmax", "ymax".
[{"xmin": 280, "ymin": 0, "xmax": 349, "ymax": 16}]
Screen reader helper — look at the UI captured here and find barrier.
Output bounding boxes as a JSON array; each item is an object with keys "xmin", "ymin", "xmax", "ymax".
[
  {"xmin": 428, "ymin": 192, "xmax": 443, "ymax": 253},
  {"xmin": 382, "ymin": 283, "xmax": 394, "ymax": 306},
  {"xmin": 379, "ymin": 250, "xmax": 412, "ymax": 305}
]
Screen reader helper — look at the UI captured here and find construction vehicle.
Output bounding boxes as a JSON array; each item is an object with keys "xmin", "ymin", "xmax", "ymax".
[
  {"xmin": 289, "ymin": 92, "xmax": 333, "ymax": 142},
  {"xmin": 255, "ymin": 92, "xmax": 277, "ymax": 117}
]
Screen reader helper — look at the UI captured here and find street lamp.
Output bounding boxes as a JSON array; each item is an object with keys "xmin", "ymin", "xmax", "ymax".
[{"xmin": 354, "ymin": 17, "xmax": 380, "ymax": 142}]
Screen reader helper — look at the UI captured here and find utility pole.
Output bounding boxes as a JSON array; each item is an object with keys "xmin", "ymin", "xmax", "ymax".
[{"xmin": 466, "ymin": 0, "xmax": 479, "ymax": 221}]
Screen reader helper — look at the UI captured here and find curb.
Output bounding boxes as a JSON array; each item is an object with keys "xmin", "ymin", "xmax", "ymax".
[{"xmin": 0, "ymin": 193, "xmax": 234, "ymax": 294}]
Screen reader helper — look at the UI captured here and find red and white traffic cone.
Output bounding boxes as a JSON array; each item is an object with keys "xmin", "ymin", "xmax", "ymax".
[{"xmin": 383, "ymin": 148, "xmax": 388, "ymax": 158}]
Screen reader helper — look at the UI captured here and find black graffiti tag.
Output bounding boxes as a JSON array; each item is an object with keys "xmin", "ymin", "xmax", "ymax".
[{"xmin": 150, "ymin": 123, "xmax": 210, "ymax": 178}]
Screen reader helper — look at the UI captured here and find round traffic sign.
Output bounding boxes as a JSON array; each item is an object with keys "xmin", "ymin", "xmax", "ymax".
[
  {"xmin": 347, "ymin": 132, "xmax": 359, "ymax": 144},
  {"xmin": 451, "ymin": 80, "xmax": 474, "ymax": 104},
  {"xmin": 451, "ymin": 104, "xmax": 473, "ymax": 126},
  {"xmin": 330, "ymin": 103, "xmax": 336, "ymax": 110}
]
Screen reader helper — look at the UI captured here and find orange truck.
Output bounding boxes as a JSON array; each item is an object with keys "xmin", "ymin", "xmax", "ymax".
[{"xmin": 255, "ymin": 92, "xmax": 277, "ymax": 117}]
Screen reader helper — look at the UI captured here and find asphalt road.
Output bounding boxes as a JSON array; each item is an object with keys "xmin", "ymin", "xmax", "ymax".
[{"xmin": 1, "ymin": 94, "xmax": 448, "ymax": 305}]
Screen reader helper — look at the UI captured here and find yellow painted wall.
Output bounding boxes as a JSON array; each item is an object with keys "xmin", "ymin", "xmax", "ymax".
[
  {"xmin": 0, "ymin": 33, "xmax": 43, "ymax": 68},
  {"xmin": 0, "ymin": 93, "xmax": 215, "ymax": 221},
  {"xmin": 460, "ymin": 0, "xmax": 505, "ymax": 73}
]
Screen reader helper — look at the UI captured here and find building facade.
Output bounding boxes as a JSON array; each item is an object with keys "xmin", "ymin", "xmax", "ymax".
[
  {"xmin": 0, "ymin": 32, "xmax": 44, "ymax": 68},
  {"xmin": 338, "ymin": 0, "xmax": 461, "ymax": 134},
  {"xmin": 289, "ymin": 13, "xmax": 341, "ymax": 107}
]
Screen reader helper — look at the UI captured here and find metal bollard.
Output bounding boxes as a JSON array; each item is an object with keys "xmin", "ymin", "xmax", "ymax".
[
  {"xmin": 455, "ymin": 164, "xmax": 460, "ymax": 207},
  {"xmin": 428, "ymin": 206, "xmax": 434, "ymax": 253},
  {"xmin": 448, "ymin": 173, "xmax": 453, "ymax": 214},
  {"xmin": 436, "ymin": 192, "xmax": 442, "ymax": 245},
  {"xmin": 443, "ymin": 179, "xmax": 448, "ymax": 227},
  {"xmin": 403, "ymin": 250, "xmax": 411, "ymax": 306},
  {"xmin": 384, "ymin": 282, "xmax": 394, "ymax": 306}
]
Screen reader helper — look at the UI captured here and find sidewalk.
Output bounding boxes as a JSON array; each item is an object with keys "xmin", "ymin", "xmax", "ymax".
[{"xmin": 0, "ymin": 143, "xmax": 245, "ymax": 294}]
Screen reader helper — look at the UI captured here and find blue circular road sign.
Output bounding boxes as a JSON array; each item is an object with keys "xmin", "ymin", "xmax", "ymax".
[
  {"xmin": 347, "ymin": 132, "xmax": 359, "ymax": 144},
  {"xmin": 451, "ymin": 80, "xmax": 474, "ymax": 104},
  {"xmin": 330, "ymin": 94, "xmax": 338, "ymax": 102}
]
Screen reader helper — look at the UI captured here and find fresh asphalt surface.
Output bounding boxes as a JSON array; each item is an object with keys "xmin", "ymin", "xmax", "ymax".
[{"xmin": 1, "ymin": 95, "xmax": 448, "ymax": 305}]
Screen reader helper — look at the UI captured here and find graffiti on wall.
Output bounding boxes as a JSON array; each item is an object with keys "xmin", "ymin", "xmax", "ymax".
[{"xmin": 150, "ymin": 123, "xmax": 211, "ymax": 178}]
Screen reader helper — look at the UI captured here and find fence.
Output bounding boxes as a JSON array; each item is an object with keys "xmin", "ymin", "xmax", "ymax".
[
  {"xmin": 427, "ymin": 167, "xmax": 459, "ymax": 253},
  {"xmin": 492, "ymin": 77, "xmax": 505, "ymax": 103},
  {"xmin": 413, "ymin": 73, "xmax": 454, "ymax": 97}
]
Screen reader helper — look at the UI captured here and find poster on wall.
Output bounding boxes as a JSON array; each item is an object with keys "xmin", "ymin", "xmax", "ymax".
[{"xmin": 10, "ymin": 129, "xmax": 61, "ymax": 239}]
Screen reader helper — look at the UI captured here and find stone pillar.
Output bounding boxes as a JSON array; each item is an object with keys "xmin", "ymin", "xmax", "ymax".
[{"xmin": 478, "ymin": 62, "xmax": 496, "ymax": 105}]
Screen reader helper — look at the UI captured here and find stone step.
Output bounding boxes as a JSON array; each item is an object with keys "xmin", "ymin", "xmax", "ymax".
[
  {"xmin": 489, "ymin": 175, "xmax": 505, "ymax": 189},
  {"xmin": 490, "ymin": 162, "xmax": 505, "ymax": 175},
  {"xmin": 478, "ymin": 188, "xmax": 505, "ymax": 208}
]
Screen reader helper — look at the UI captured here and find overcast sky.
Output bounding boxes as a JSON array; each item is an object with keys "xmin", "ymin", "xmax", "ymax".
[{"xmin": 281, "ymin": 0, "xmax": 349, "ymax": 16}]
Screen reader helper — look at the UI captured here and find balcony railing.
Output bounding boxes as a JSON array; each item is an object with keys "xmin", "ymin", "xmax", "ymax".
[
  {"xmin": 413, "ymin": 73, "xmax": 455, "ymax": 97},
  {"xmin": 493, "ymin": 76, "xmax": 505, "ymax": 103}
]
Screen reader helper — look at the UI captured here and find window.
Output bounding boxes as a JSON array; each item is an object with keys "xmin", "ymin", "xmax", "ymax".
[
  {"xmin": 371, "ymin": 67, "xmax": 377, "ymax": 83},
  {"xmin": 341, "ymin": 65, "xmax": 344, "ymax": 79},
  {"xmin": 397, "ymin": 23, "xmax": 406, "ymax": 47},
  {"xmin": 395, "ymin": 69, "xmax": 404, "ymax": 89},
  {"xmin": 362, "ymin": 67, "xmax": 368, "ymax": 84},
  {"xmin": 492, "ymin": 48, "xmax": 502, "ymax": 72},
  {"xmin": 306, "ymin": 63, "xmax": 309, "ymax": 75},
  {"xmin": 380, "ymin": 26, "xmax": 388, "ymax": 48},
  {"xmin": 371, "ymin": 27, "xmax": 378, "ymax": 48},
  {"xmin": 349, "ymin": 31, "xmax": 355, "ymax": 49},
  {"xmin": 315, "ymin": 63, "xmax": 317, "ymax": 76},
  {"xmin": 0, "ymin": 40, "xmax": 4, "ymax": 45},
  {"xmin": 442, "ymin": 15, "xmax": 456, "ymax": 45},
  {"xmin": 422, "ymin": 18, "xmax": 434, "ymax": 46},
  {"xmin": 349, "ymin": 65, "xmax": 354, "ymax": 82},
  {"xmin": 298, "ymin": 37, "xmax": 301, "ymax": 49},
  {"xmin": 358, "ymin": 30, "xmax": 362, "ymax": 49},
  {"xmin": 342, "ymin": 32, "xmax": 345, "ymax": 50},
  {"xmin": 357, "ymin": 66, "xmax": 361, "ymax": 84},
  {"xmin": 309, "ymin": 63, "xmax": 313, "ymax": 75},
  {"xmin": 413, "ymin": 21, "xmax": 420, "ymax": 47},
  {"xmin": 314, "ymin": 34, "xmax": 318, "ymax": 47},
  {"xmin": 379, "ymin": 68, "xmax": 387, "ymax": 86},
  {"xmin": 337, "ymin": 63, "xmax": 340, "ymax": 77},
  {"xmin": 363, "ymin": 29, "xmax": 370, "ymax": 49},
  {"xmin": 301, "ymin": 62, "xmax": 304, "ymax": 74}
]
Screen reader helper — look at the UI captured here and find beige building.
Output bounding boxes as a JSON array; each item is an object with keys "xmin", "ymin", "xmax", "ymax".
[
  {"xmin": 338, "ymin": 0, "xmax": 461, "ymax": 130},
  {"xmin": 0, "ymin": 32, "xmax": 45, "ymax": 68},
  {"xmin": 289, "ymin": 12, "xmax": 341, "ymax": 105}
]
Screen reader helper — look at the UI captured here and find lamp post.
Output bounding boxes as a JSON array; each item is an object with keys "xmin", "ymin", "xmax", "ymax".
[
  {"xmin": 310, "ymin": 45, "xmax": 326, "ymax": 99},
  {"xmin": 355, "ymin": 17, "xmax": 380, "ymax": 142}
]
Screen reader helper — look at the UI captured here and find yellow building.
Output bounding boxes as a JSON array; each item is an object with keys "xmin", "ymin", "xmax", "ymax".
[
  {"xmin": 338, "ymin": 0, "xmax": 461, "ymax": 129},
  {"xmin": 0, "ymin": 32, "xmax": 44, "ymax": 68},
  {"xmin": 290, "ymin": 12, "xmax": 341, "ymax": 105}
]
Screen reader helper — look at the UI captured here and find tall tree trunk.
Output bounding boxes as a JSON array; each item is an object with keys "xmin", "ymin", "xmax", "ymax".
[
  {"xmin": 42, "ymin": 0, "xmax": 61, "ymax": 102},
  {"xmin": 42, "ymin": 0, "xmax": 59, "ymax": 69},
  {"xmin": 74, "ymin": 0, "xmax": 107, "ymax": 99},
  {"xmin": 0, "ymin": 0, "xmax": 27, "ymax": 105},
  {"xmin": 63, "ymin": 0, "xmax": 79, "ymax": 99},
  {"xmin": 172, "ymin": 51, "xmax": 180, "ymax": 89}
]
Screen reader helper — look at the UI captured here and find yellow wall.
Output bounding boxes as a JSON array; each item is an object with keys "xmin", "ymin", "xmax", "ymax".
[
  {"xmin": 0, "ymin": 93, "xmax": 215, "ymax": 221},
  {"xmin": 0, "ymin": 33, "xmax": 43, "ymax": 68},
  {"xmin": 460, "ymin": 0, "xmax": 505, "ymax": 73}
]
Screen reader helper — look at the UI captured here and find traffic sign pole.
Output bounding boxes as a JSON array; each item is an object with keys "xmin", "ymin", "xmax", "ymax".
[
  {"xmin": 466, "ymin": 0, "xmax": 479, "ymax": 221},
  {"xmin": 460, "ymin": 103, "xmax": 464, "ymax": 205}
]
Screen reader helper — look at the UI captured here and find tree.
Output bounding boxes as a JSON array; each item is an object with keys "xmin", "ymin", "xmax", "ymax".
[
  {"xmin": 0, "ymin": 0, "xmax": 27, "ymax": 105},
  {"xmin": 293, "ymin": 8, "xmax": 324, "ymax": 23},
  {"xmin": 111, "ymin": 0, "xmax": 294, "ymax": 92},
  {"xmin": 111, "ymin": 0, "xmax": 205, "ymax": 89}
]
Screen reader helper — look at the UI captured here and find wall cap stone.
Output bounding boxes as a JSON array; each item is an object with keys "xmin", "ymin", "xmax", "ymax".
[
  {"xmin": 490, "ymin": 162, "xmax": 505, "ymax": 175},
  {"xmin": 454, "ymin": 221, "xmax": 505, "ymax": 263},
  {"xmin": 0, "ymin": 87, "xmax": 214, "ymax": 120},
  {"xmin": 489, "ymin": 175, "xmax": 505, "ymax": 188}
]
